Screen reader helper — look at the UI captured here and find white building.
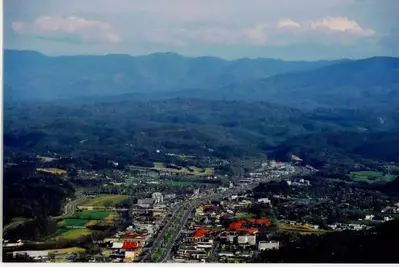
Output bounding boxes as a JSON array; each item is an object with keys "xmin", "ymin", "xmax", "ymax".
[
  {"xmin": 258, "ymin": 241, "xmax": 280, "ymax": 251},
  {"xmin": 230, "ymin": 195, "xmax": 238, "ymax": 200},
  {"xmin": 197, "ymin": 240, "xmax": 213, "ymax": 249},
  {"xmin": 137, "ymin": 198, "xmax": 154, "ymax": 205},
  {"xmin": 152, "ymin": 192, "xmax": 163, "ymax": 204},
  {"xmin": 384, "ymin": 216, "xmax": 393, "ymax": 222},
  {"xmin": 258, "ymin": 198, "xmax": 271, "ymax": 204},
  {"xmin": 237, "ymin": 235, "xmax": 256, "ymax": 246},
  {"xmin": 164, "ymin": 194, "xmax": 176, "ymax": 200}
]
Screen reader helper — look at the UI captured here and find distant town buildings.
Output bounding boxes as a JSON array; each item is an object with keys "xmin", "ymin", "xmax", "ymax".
[
  {"xmin": 258, "ymin": 241, "xmax": 280, "ymax": 251},
  {"xmin": 138, "ymin": 198, "xmax": 154, "ymax": 205},
  {"xmin": 152, "ymin": 192, "xmax": 163, "ymax": 204},
  {"xmin": 257, "ymin": 198, "xmax": 271, "ymax": 204},
  {"xmin": 164, "ymin": 193, "xmax": 176, "ymax": 200}
]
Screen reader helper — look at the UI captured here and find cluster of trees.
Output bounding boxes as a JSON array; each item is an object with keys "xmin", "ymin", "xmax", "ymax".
[
  {"xmin": 254, "ymin": 220, "xmax": 399, "ymax": 263},
  {"xmin": 253, "ymin": 178, "xmax": 397, "ymax": 226},
  {"xmin": 3, "ymin": 164, "xmax": 75, "ymax": 225}
]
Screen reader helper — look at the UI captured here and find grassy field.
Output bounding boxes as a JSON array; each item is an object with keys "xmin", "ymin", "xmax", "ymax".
[
  {"xmin": 349, "ymin": 171, "xmax": 396, "ymax": 183},
  {"xmin": 58, "ymin": 218, "xmax": 89, "ymax": 227},
  {"xmin": 38, "ymin": 228, "xmax": 69, "ymax": 241},
  {"xmin": 36, "ymin": 168, "xmax": 67, "ymax": 175},
  {"xmin": 153, "ymin": 162, "xmax": 214, "ymax": 176},
  {"xmin": 80, "ymin": 195, "xmax": 128, "ymax": 207},
  {"xmin": 48, "ymin": 229, "xmax": 92, "ymax": 241},
  {"xmin": 86, "ymin": 220, "xmax": 99, "ymax": 226},
  {"xmin": 76, "ymin": 211, "xmax": 110, "ymax": 220},
  {"xmin": 279, "ymin": 223, "xmax": 326, "ymax": 234}
]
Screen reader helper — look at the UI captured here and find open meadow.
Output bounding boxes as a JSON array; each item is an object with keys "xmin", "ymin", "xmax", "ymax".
[
  {"xmin": 79, "ymin": 195, "xmax": 128, "ymax": 207},
  {"xmin": 349, "ymin": 171, "xmax": 396, "ymax": 183}
]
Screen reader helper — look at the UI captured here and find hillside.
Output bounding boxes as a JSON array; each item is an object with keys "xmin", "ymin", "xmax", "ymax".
[
  {"xmin": 183, "ymin": 56, "xmax": 399, "ymax": 109},
  {"xmin": 4, "ymin": 99, "xmax": 399, "ymax": 168},
  {"xmin": 270, "ymin": 131, "xmax": 399, "ymax": 168},
  {"xmin": 3, "ymin": 49, "xmax": 343, "ymax": 102}
]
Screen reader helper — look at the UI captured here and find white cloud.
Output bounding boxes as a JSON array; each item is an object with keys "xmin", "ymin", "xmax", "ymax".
[
  {"xmin": 276, "ymin": 16, "xmax": 375, "ymax": 37},
  {"xmin": 145, "ymin": 16, "xmax": 373, "ymax": 47},
  {"xmin": 309, "ymin": 16, "xmax": 375, "ymax": 36},
  {"xmin": 12, "ymin": 16, "xmax": 120, "ymax": 44},
  {"xmin": 277, "ymin": 19, "xmax": 301, "ymax": 29}
]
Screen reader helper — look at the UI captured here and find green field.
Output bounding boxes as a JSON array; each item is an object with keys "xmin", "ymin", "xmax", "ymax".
[
  {"xmin": 75, "ymin": 211, "xmax": 110, "ymax": 220},
  {"xmin": 80, "ymin": 195, "xmax": 128, "ymax": 207},
  {"xmin": 349, "ymin": 171, "xmax": 396, "ymax": 183},
  {"xmin": 48, "ymin": 229, "xmax": 92, "ymax": 241},
  {"xmin": 59, "ymin": 218, "xmax": 89, "ymax": 227}
]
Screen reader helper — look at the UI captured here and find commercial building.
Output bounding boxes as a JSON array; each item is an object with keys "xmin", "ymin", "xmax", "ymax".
[
  {"xmin": 258, "ymin": 241, "xmax": 280, "ymax": 251},
  {"xmin": 152, "ymin": 192, "xmax": 163, "ymax": 204}
]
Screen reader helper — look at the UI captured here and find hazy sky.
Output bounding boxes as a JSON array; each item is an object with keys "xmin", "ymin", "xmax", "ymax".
[{"xmin": 4, "ymin": 0, "xmax": 399, "ymax": 60}]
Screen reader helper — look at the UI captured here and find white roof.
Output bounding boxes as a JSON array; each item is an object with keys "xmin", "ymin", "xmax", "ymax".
[
  {"xmin": 125, "ymin": 251, "xmax": 135, "ymax": 258},
  {"xmin": 112, "ymin": 242, "xmax": 124, "ymax": 249}
]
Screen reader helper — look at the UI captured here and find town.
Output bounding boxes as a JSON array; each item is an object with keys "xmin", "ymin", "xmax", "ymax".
[{"xmin": 4, "ymin": 156, "xmax": 398, "ymax": 263}]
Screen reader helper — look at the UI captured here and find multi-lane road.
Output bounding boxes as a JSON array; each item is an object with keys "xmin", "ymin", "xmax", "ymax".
[
  {"xmin": 151, "ymin": 173, "xmax": 287, "ymax": 263},
  {"xmin": 143, "ymin": 181, "xmax": 265, "ymax": 262}
]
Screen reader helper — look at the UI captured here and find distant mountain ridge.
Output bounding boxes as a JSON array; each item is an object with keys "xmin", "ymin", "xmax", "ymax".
[
  {"xmin": 4, "ymin": 49, "xmax": 399, "ymax": 110},
  {"xmin": 4, "ymin": 49, "xmax": 346, "ymax": 102}
]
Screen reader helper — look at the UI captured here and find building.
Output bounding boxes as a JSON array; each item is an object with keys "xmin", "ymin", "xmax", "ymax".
[
  {"xmin": 365, "ymin": 215, "xmax": 375, "ymax": 220},
  {"xmin": 258, "ymin": 241, "xmax": 280, "ymax": 251},
  {"xmin": 137, "ymin": 198, "xmax": 154, "ymax": 205},
  {"xmin": 12, "ymin": 251, "xmax": 49, "ymax": 261},
  {"xmin": 384, "ymin": 216, "xmax": 393, "ymax": 222},
  {"xmin": 257, "ymin": 198, "xmax": 271, "ymax": 204},
  {"xmin": 237, "ymin": 235, "xmax": 256, "ymax": 246},
  {"xmin": 164, "ymin": 194, "xmax": 176, "ymax": 200},
  {"xmin": 152, "ymin": 192, "xmax": 163, "ymax": 204},
  {"xmin": 196, "ymin": 240, "xmax": 213, "ymax": 249}
]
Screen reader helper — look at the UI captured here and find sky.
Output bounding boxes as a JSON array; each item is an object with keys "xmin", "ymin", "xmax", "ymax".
[{"xmin": 3, "ymin": 0, "xmax": 399, "ymax": 60}]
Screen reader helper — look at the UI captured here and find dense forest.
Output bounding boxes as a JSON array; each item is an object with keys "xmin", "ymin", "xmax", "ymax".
[
  {"xmin": 255, "ymin": 220, "xmax": 399, "ymax": 263},
  {"xmin": 4, "ymin": 99, "xmax": 399, "ymax": 169},
  {"xmin": 3, "ymin": 163, "xmax": 75, "ymax": 225}
]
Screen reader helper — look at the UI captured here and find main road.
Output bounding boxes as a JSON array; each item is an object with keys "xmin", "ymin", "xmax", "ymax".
[
  {"xmin": 157, "ymin": 173, "xmax": 289, "ymax": 263},
  {"xmin": 147, "ymin": 181, "xmax": 267, "ymax": 262}
]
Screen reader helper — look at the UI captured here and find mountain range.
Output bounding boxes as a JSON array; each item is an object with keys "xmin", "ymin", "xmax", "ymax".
[{"xmin": 5, "ymin": 49, "xmax": 399, "ymax": 109}]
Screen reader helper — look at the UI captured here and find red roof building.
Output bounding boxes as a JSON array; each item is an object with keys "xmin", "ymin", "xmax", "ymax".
[
  {"xmin": 192, "ymin": 229, "xmax": 210, "ymax": 238},
  {"xmin": 122, "ymin": 241, "xmax": 139, "ymax": 250}
]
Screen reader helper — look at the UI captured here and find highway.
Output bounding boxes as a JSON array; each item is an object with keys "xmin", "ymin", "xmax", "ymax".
[
  {"xmin": 145, "ymin": 186, "xmax": 254, "ymax": 262},
  {"xmin": 155, "ymin": 173, "xmax": 286, "ymax": 263}
]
